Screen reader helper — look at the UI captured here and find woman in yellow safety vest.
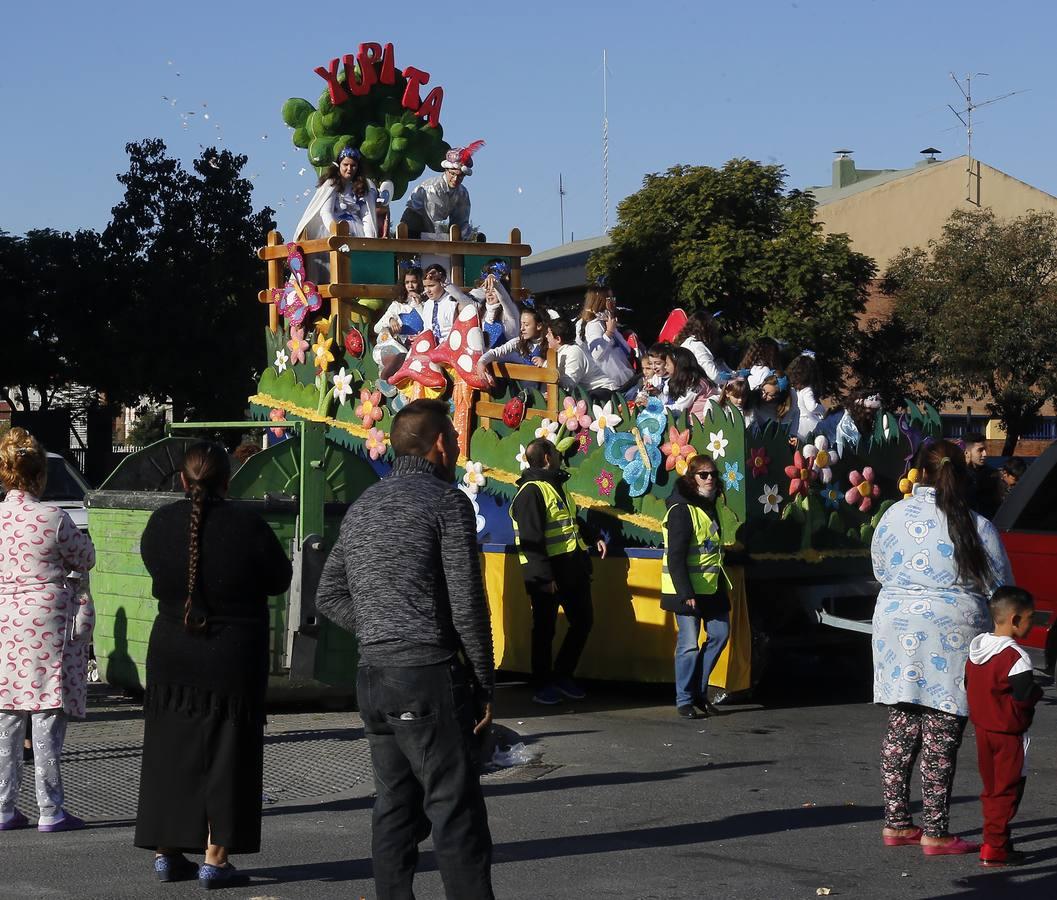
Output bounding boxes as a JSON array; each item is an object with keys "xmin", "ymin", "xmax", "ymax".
[
  {"xmin": 661, "ymin": 453, "xmax": 731, "ymax": 720},
  {"xmin": 510, "ymin": 438, "xmax": 607, "ymax": 706}
]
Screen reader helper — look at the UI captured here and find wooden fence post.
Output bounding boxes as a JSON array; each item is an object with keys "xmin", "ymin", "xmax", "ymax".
[
  {"xmin": 265, "ymin": 230, "xmax": 284, "ymax": 333},
  {"xmin": 449, "ymin": 224, "xmax": 464, "ymax": 288}
]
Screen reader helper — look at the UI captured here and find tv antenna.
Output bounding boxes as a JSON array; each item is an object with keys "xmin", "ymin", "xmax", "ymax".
[
  {"xmin": 602, "ymin": 49, "xmax": 611, "ymax": 234},
  {"xmin": 559, "ymin": 173, "xmax": 567, "ymax": 245},
  {"xmin": 948, "ymin": 72, "xmax": 1025, "ymax": 204}
]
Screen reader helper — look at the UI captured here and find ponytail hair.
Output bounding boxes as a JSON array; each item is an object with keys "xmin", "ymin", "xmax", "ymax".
[
  {"xmin": 181, "ymin": 442, "xmax": 231, "ymax": 631},
  {"xmin": 919, "ymin": 439, "xmax": 992, "ymax": 591}
]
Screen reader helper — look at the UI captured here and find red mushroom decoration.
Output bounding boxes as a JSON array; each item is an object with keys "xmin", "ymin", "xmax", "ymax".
[
  {"xmin": 428, "ymin": 303, "xmax": 490, "ymax": 389},
  {"xmin": 388, "ymin": 331, "xmax": 448, "ymax": 390}
]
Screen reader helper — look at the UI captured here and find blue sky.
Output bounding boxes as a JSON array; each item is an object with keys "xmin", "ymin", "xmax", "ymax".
[{"xmin": 3, "ymin": 0, "xmax": 1054, "ymax": 255}]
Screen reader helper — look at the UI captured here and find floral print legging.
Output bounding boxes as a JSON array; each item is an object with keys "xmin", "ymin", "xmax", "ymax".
[{"xmin": 881, "ymin": 704, "xmax": 967, "ymax": 837}]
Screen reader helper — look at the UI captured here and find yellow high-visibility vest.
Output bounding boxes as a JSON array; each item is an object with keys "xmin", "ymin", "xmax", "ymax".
[
  {"xmin": 661, "ymin": 503, "xmax": 726, "ymax": 596},
  {"xmin": 510, "ymin": 479, "xmax": 587, "ymax": 562}
]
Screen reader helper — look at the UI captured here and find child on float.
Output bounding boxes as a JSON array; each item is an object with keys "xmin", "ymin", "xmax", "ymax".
[
  {"xmin": 716, "ymin": 376, "xmax": 749, "ymax": 415},
  {"xmin": 737, "ymin": 337, "xmax": 783, "ymax": 373},
  {"xmin": 662, "ymin": 347, "xmax": 714, "ymax": 420},
  {"xmin": 643, "ymin": 343, "xmax": 674, "ymax": 397},
  {"xmin": 966, "ymin": 586, "xmax": 1043, "ymax": 867},
  {"xmin": 420, "ymin": 263, "xmax": 466, "ymax": 343},
  {"xmin": 294, "ymin": 148, "xmax": 378, "ymax": 244},
  {"xmin": 476, "ymin": 305, "xmax": 549, "ymax": 387},
  {"xmin": 374, "ymin": 264, "xmax": 425, "ymax": 347},
  {"xmin": 510, "ymin": 437, "xmax": 607, "ymax": 705},
  {"xmin": 547, "ymin": 318, "xmax": 619, "ymax": 404},
  {"xmin": 469, "ymin": 270, "xmax": 520, "ymax": 350},
  {"xmin": 576, "ymin": 286, "xmax": 638, "ymax": 395},
  {"xmin": 675, "ymin": 311, "xmax": 732, "ymax": 386},
  {"xmin": 744, "ymin": 369, "xmax": 799, "ymax": 434},
  {"xmin": 786, "ymin": 350, "xmax": 826, "ymax": 441}
]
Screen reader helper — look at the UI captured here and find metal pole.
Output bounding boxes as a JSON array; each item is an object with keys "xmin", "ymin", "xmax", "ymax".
[{"xmin": 559, "ymin": 173, "xmax": 566, "ymax": 245}]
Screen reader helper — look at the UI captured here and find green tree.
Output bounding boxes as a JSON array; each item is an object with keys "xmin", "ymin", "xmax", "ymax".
[
  {"xmin": 588, "ymin": 160, "xmax": 876, "ymax": 387},
  {"xmin": 880, "ymin": 208, "xmax": 1057, "ymax": 455},
  {"xmin": 101, "ymin": 139, "xmax": 275, "ymax": 421},
  {"xmin": 126, "ymin": 406, "xmax": 169, "ymax": 447}
]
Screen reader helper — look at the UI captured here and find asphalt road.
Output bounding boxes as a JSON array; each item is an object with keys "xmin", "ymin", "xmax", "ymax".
[{"xmin": 3, "ymin": 641, "xmax": 1057, "ymax": 899}]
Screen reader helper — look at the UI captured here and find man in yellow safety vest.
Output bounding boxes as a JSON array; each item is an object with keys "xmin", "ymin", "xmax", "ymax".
[
  {"xmin": 660, "ymin": 453, "xmax": 733, "ymax": 720},
  {"xmin": 510, "ymin": 438, "xmax": 607, "ymax": 705}
]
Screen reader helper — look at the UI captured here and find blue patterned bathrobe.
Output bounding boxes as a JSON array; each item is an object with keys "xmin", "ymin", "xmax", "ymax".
[{"xmin": 870, "ymin": 486, "xmax": 1012, "ymax": 716}]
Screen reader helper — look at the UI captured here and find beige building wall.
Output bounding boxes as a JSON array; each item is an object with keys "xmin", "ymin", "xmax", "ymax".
[{"xmin": 814, "ymin": 156, "xmax": 1057, "ymax": 272}]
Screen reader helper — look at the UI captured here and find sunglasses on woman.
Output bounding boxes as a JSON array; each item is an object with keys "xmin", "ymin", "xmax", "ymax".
[{"xmin": 695, "ymin": 470, "xmax": 718, "ymax": 480}]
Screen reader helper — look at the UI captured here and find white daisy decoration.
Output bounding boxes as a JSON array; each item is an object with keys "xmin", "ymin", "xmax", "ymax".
[
  {"xmin": 274, "ymin": 349, "xmax": 289, "ymax": 373},
  {"xmin": 758, "ymin": 483, "xmax": 783, "ymax": 514},
  {"xmin": 534, "ymin": 417, "xmax": 560, "ymax": 444},
  {"xmin": 802, "ymin": 435, "xmax": 839, "ymax": 484},
  {"xmin": 707, "ymin": 430, "xmax": 728, "ymax": 459},
  {"xmin": 516, "ymin": 444, "xmax": 529, "ymax": 471},
  {"xmin": 589, "ymin": 402, "xmax": 623, "ymax": 446},
  {"xmin": 331, "ymin": 367, "xmax": 355, "ymax": 405},
  {"xmin": 462, "ymin": 460, "xmax": 486, "ymax": 494}
]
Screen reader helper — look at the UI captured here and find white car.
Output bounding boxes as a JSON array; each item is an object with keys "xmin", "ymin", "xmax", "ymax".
[{"xmin": 40, "ymin": 452, "xmax": 91, "ymax": 532}]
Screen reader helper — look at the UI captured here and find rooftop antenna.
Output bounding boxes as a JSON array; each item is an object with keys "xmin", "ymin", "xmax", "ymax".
[
  {"xmin": 602, "ymin": 49, "xmax": 610, "ymax": 234},
  {"xmin": 559, "ymin": 173, "xmax": 567, "ymax": 245},
  {"xmin": 948, "ymin": 72, "xmax": 1025, "ymax": 205}
]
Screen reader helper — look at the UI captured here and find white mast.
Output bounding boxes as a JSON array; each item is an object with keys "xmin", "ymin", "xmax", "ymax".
[{"xmin": 602, "ymin": 49, "xmax": 610, "ymax": 234}]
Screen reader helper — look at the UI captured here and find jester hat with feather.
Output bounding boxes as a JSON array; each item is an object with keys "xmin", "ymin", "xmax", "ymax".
[{"xmin": 442, "ymin": 140, "xmax": 485, "ymax": 175}]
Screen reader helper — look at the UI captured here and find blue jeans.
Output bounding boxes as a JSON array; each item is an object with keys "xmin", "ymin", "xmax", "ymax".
[{"xmin": 674, "ymin": 596, "xmax": 730, "ymax": 707}]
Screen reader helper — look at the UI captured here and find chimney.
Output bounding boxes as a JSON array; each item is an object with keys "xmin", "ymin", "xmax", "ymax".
[{"xmin": 832, "ymin": 149, "xmax": 856, "ymax": 188}]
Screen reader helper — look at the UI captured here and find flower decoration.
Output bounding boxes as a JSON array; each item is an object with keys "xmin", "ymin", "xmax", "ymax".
[
  {"xmin": 821, "ymin": 484, "xmax": 843, "ymax": 510},
  {"xmin": 332, "ymin": 367, "xmax": 355, "ymax": 405},
  {"xmin": 589, "ymin": 401, "xmax": 623, "ymax": 446},
  {"xmin": 355, "ymin": 388, "xmax": 384, "ymax": 428},
  {"xmin": 784, "ymin": 450, "xmax": 813, "ymax": 497},
  {"xmin": 660, "ymin": 426, "xmax": 696, "ymax": 475},
  {"xmin": 314, "ymin": 318, "xmax": 331, "ymax": 337},
  {"xmin": 603, "ymin": 398, "xmax": 666, "ymax": 497},
  {"xmin": 559, "ymin": 397, "xmax": 593, "ymax": 433},
  {"xmin": 723, "ymin": 461, "xmax": 744, "ymax": 492},
  {"xmin": 707, "ymin": 430, "xmax": 728, "ymax": 459},
  {"xmin": 462, "ymin": 460, "xmax": 486, "ymax": 494},
  {"xmin": 748, "ymin": 446, "xmax": 770, "ymax": 478},
  {"xmin": 287, "ymin": 326, "xmax": 309, "ymax": 365},
  {"xmin": 576, "ymin": 431, "xmax": 591, "ymax": 455},
  {"xmin": 846, "ymin": 467, "xmax": 880, "ymax": 513},
  {"xmin": 269, "ymin": 408, "xmax": 287, "ymax": 439},
  {"xmin": 271, "ymin": 244, "xmax": 322, "ymax": 327},
  {"xmin": 534, "ymin": 418, "xmax": 560, "ymax": 444},
  {"xmin": 898, "ymin": 467, "xmax": 921, "ymax": 499},
  {"xmin": 312, "ymin": 335, "xmax": 335, "ymax": 372},
  {"xmin": 274, "ymin": 349, "xmax": 289, "ymax": 373},
  {"xmin": 595, "ymin": 468, "xmax": 615, "ymax": 496},
  {"xmin": 758, "ymin": 483, "xmax": 782, "ymax": 514},
  {"xmin": 802, "ymin": 435, "xmax": 839, "ymax": 484},
  {"xmin": 516, "ymin": 444, "xmax": 529, "ymax": 471},
  {"xmin": 365, "ymin": 427, "xmax": 387, "ymax": 461}
]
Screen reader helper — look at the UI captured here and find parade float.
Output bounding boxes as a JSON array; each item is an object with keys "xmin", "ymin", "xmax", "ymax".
[{"xmin": 86, "ymin": 45, "xmax": 942, "ymax": 697}]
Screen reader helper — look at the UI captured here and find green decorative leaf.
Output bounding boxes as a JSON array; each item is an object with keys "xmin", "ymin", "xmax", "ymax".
[{"xmin": 281, "ymin": 98, "xmax": 314, "ymax": 129}]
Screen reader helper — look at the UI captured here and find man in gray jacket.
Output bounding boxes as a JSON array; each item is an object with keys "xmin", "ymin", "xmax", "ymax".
[{"xmin": 316, "ymin": 399, "xmax": 495, "ymax": 900}]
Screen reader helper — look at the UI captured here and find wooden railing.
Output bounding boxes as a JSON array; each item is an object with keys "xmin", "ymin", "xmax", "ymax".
[{"xmin": 257, "ymin": 221, "xmax": 561, "ymax": 431}]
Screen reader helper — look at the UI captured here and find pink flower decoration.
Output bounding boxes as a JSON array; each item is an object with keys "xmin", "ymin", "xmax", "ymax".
[
  {"xmin": 365, "ymin": 427, "xmax": 387, "ymax": 461},
  {"xmin": 558, "ymin": 397, "xmax": 593, "ymax": 433},
  {"xmin": 845, "ymin": 467, "xmax": 880, "ymax": 513},
  {"xmin": 355, "ymin": 389, "xmax": 384, "ymax": 428},
  {"xmin": 577, "ymin": 431, "xmax": 591, "ymax": 455},
  {"xmin": 269, "ymin": 408, "xmax": 287, "ymax": 439},
  {"xmin": 596, "ymin": 468, "xmax": 615, "ymax": 496},
  {"xmin": 287, "ymin": 326, "xmax": 309, "ymax": 365},
  {"xmin": 748, "ymin": 446, "xmax": 771, "ymax": 478},
  {"xmin": 783, "ymin": 450, "xmax": 813, "ymax": 497},
  {"xmin": 660, "ymin": 426, "xmax": 696, "ymax": 474}
]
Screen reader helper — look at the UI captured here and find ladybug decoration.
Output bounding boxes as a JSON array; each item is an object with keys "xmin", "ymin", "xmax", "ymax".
[
  {"xmin": 502, "ymin": 391, "xmax": 528, "ymax": 428},
  {"xmin": 344, "ymin": 327, "xmax": 364, "ymax": 358}
]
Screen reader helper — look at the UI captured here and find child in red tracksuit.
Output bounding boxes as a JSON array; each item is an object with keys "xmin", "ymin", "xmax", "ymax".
[{"xmin": 965, "ymin": 586, "xmax": 1044, "ymax": 867}]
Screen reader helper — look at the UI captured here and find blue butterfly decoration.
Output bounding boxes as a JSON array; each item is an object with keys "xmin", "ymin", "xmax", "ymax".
[{"xmin": 603, "ymin": 398, "xmax": 666, "ymax": 497}]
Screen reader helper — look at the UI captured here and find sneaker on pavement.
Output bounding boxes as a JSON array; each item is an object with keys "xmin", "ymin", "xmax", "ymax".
[
  {"xmin": 553, "ymin": 677, "xmax": 586, "ymax": 700},
  {"xmin": 38, "ymin": 811, "xmax": 85, "ymax": 833},
  {"xmin": 0, "ymin": 809, "xmax": 29, "ymax": 831},
  {"xmin": 532, "ymin": 686, "xmax": 563, "ymax": 705}
]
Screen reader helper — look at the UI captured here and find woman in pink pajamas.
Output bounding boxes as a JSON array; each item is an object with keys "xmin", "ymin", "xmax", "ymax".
[{"xmin": 0, "ymin": 428, "xmax": 95, "ymax": 833}]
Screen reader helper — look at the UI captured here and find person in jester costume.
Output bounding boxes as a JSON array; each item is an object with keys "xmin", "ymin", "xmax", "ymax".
[{"xmin": 399, "ymin": 141, "xmax": 484, "ymax": 238}]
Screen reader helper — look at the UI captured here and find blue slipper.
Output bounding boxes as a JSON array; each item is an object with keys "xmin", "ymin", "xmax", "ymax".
[
  {"xmin": 155, "ymin": 853, "xmax": 199, "ymax": 883},
  {"xmin": 199, "ymin": 863, "xmax": 250, "ymax": 890},
  {"xmin": 0, "ymin": 809, "xmax": 29, "ymax": 831}
]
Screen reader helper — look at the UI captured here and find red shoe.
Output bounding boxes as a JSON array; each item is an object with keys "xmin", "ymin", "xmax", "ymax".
[
  {"xmin": 980, "ymin": 844, "xmax": 1025, "ymax": 867},
  {"xmin": 883, "ymin": 826, "xmax": 923, "ymax": 846},
  {"xmin": 922, "ymin": 836, "xmax": 980, "ymax": 856}
]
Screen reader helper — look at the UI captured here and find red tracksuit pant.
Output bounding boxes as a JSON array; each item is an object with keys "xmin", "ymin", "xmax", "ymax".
[{"xmin": 975, "ymin": 728, "xmax": 1027, "ymax": 851}]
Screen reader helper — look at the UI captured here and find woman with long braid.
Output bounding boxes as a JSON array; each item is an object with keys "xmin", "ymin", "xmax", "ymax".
[{"xmin": 134, "ymin": 443, "xmax": 292, "ymax": 887}]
